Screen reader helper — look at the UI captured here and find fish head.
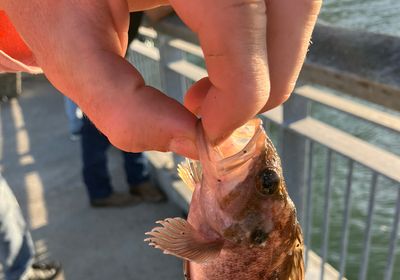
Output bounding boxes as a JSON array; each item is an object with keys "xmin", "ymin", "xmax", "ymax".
[{"xmin": 197, "ymin": 118, "xmax": 295, "ymax": 247}]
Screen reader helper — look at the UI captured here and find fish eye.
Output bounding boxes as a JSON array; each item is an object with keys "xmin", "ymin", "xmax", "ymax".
[{"xmin": 257, "ymin": 169, "xmax": 280, "ymax": 195}]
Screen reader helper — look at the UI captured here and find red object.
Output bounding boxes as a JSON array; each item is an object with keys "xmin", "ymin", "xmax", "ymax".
[{"xmin": 0, "ymin": 10, "xmax": 41, "ymax": 73}]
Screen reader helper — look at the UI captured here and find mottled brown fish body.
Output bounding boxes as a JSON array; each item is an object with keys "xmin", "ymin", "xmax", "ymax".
[
  {"xmin": 146, "ymin": 119, "xmax": 304, "ymax": 280},
  {"xmin": 189, "ymin": 244, "xmax": 298, "ymax": 280},
  {"xmin": 186, "ymin": 138, "xmax": 303, "ymax": 280}
]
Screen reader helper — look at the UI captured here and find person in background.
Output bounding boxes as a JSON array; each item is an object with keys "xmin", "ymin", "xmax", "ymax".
[
  {"xmin": 0, "ymin": 174, "xmax": 61, "ymax": 280},
  {"xmin": 83, "ymin": 11, "xmax": 165, "ymax": 208},
  {"xmin": 63, "ymin": 96, "xmax": 82, "ymax": 141}
]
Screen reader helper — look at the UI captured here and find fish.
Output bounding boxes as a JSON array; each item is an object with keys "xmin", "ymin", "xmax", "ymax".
[{"xmin": 145, "ymin": 118, "xmax": 304, "ymax": 280}]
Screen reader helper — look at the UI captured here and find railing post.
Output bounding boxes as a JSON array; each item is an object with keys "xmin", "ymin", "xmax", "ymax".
[
  {"xmin": 0, "ymin": 73, "xmax": 21, "ymax": 100},
  {"xmin": 157, "ymin": 34, "xmax": 187, "ymax": 103},
  {"xmin": 157, "ymin": 34, "xmax": 187, "ymax": 166},
  {"xmin": 281, "ymin": 94, "xmax": 310, "ymax": 223}
]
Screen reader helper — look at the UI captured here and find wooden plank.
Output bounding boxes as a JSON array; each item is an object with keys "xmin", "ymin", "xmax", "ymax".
[
  {"xmin": 261, "ymin": 106, "xmax": 283, "ymax": 124},
  {"xmin": 150, "ymin": 15, "xmax": 200, "ymax": 46},
  {"xmin": 169, "ymin": 39, "xmax": 204, "ymax": 58},
  {"xmin": 306, "ymin": 250, "xmax": 347, "ymax": 280},
  {"xmin": 145, "ymin": 151, "xmax": 191, "ymax": 211},
  {"xmin": 130, "ymin": 40, "xmax": 160, "ymax": 61},
  {"xmin": 296, "ymin": 85, "xmax": 400, "ymax": 133},
  {"xmin": 168, "ymin": 59, "xmax": 207, "ymax": 81},
  {"xmin": 290, "ymin": 118, "xmax": 400, "ymax": 182},
  {"xmin": 145, "ymin": 151, "xmax": 174, "ymax": 170},
  {"xmin": 138, "ymin": 26, "xmax": 157, "ymax": 39},
  {"xmin": 300, "ymin": 62, "xmax": 400, "ymax": 112}
]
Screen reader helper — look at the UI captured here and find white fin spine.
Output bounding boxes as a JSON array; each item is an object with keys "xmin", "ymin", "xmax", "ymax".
[{"xmin": 177, "ymin": 159, "xmax": 202, "ymax": 191}]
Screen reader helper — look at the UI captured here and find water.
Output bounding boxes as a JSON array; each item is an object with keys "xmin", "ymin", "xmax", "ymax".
[
  {"xmin": 314, "ymin": 3, "xmax": 400, "ymax": 279},
  {"xmin": 267, "ymin": 93, "xmax": 400, "ymax": 280},
  {"xmin": 319, "ymin": 0, "xmax": 400, "ymax": 37},
  {"xmin": 309, "ymin": 101, "xmax": 400, "ymax": 280}
]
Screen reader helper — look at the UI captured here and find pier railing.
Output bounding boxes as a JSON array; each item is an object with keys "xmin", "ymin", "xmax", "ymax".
[{"xmin": 130, "ymin": 17, "xmax": 400, "ymax": 280}]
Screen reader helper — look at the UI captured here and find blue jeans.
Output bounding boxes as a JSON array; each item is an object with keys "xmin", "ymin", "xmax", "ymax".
[
  {"xmin": 80, "ymin": 116, "xmax": 149, "ymax": 201},
  {"xmin": 0, "ymin": 175, "xmax": 34, "ymax": 280},
  {"xmin": 63, "ymin": 96, "xmax": 82, "ymax": 135}
]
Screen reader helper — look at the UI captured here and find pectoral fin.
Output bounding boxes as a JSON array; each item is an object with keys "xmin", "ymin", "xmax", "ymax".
[{"xmin": 145, "ymin": 217, "xmax": 223, "ymax": 263}]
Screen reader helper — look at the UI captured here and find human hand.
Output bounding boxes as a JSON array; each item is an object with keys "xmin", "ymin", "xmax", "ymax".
[
  {"xmin": 175, "ymin": 0, "xmax": 322, "ymax": 143},
  {"xmin": 1, "ymin": 0, "xmax": 321, "ymax": 158}
]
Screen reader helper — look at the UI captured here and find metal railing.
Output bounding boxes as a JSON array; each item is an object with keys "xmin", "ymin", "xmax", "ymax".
[{"xmin": 129, "ymin": 20, "xmax": 400, "ymax": 280}]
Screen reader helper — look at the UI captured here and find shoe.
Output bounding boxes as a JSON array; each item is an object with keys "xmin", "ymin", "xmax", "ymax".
[
  {"xmin": 90, "ymin": 192, "xmax": 142, "ymax": 208},
  {"xmin": 130, "ymin": 181, "xmax": 165, "ymax": 203},
  {"xmin": 22, "ymin": 261, "xmax": 61, "ymax": 280}
]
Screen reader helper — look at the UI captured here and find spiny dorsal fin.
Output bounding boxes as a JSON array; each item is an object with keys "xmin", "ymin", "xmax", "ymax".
[
  {"xmin": 177, "ymin": 159, "xmax": 202, "ymax": 191},
  {"xmin": 145, "ymin": 217, "xmax": 223, "ymax": 263}
]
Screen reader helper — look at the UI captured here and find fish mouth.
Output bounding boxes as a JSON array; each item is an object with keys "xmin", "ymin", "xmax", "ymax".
[{"xmin": 196, "ymin": 118, "xmax": 265, "ymax": 175}]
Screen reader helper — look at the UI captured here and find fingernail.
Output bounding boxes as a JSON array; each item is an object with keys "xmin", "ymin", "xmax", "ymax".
[{"xmin": 169, "ymin": 137, "xmax": 198, "ymax": 159}]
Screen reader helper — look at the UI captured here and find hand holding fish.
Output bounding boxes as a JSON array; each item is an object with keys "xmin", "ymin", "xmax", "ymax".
[{"xmin": 0, "ymin": 0, "xmax": 321, "ymax": 159}]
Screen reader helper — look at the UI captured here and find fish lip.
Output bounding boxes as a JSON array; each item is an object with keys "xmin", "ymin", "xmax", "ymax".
[{"xmin": 196, "ymin": 118, "xmax": 265, "ymax": 175}]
